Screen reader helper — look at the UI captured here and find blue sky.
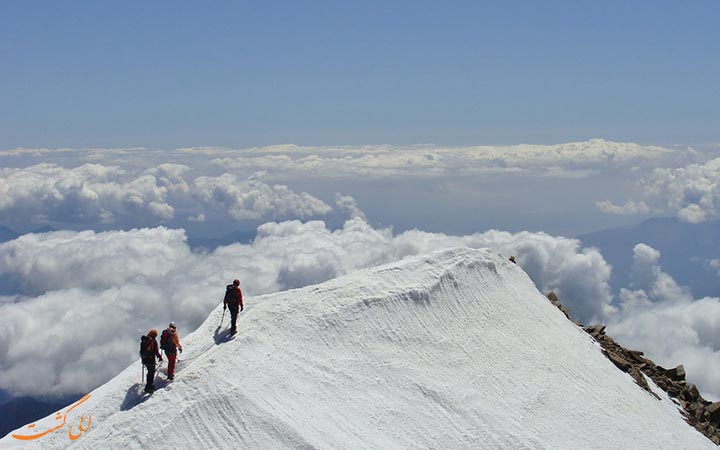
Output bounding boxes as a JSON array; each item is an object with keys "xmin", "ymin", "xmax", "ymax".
[{"xmin": 2, "ymin": 1, "xmax": 718, "ymax": 148}]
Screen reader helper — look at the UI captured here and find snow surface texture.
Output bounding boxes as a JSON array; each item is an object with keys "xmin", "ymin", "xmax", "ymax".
[{"xmin": 1, "ymin": 247, "xmax": 714, "ymax": 449}]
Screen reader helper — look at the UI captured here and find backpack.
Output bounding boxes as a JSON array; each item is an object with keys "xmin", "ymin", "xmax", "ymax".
[
  {"xmin": 224, "ymin": 285, "xmax": 239, "ymax": 307},
  {"xmin": 160, "ymin": 329, "xmax": 173, "ymax": 351},
  {"xmin": 139, "ymin": 335, "xmax": 153, "ymax": 358}
]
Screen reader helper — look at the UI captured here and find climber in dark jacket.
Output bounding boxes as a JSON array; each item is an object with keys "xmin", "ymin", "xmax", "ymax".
[
  {"xmin": 140, "ymin": 329, "xmax": 162, "ymax": 393},
  {"xmin": 224, "ymin": 279, "xmax": 244, "ymax": 335}
]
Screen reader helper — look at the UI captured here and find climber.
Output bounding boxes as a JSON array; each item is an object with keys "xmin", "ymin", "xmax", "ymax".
[
  {"xmin": 223, "ymin": 279, "xmax": 244, "ymax": 335},
  {"xmin": 139, "ymin": 329, "xmax": 162, "ymax": 393},
  {"xmin": 160, "ymin": 322, "xmax": 183, "ymax": 380}
]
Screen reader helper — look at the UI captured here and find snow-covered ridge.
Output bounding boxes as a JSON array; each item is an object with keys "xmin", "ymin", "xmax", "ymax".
[{"xmin": 1, "ymin": 247, "xmax": 714, "ymax": 449}]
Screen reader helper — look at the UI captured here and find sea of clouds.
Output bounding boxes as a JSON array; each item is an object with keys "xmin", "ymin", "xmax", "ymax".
[
  {"xmin": 1, "ymin": 139, "xmax": 720, "ymax": 400},
  {"xmin": 0, "ymin": 218, "xmax": 615, "ymax": 397}
]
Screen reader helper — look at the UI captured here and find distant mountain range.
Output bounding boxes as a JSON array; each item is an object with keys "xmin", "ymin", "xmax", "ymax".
[
  {"xmin": 0, "ymin": 225, "xmax": 19, "ymax": 243},
  {"xmin": 0, "ymin": 225, "xmax": 59, "ymax": 243},
  {"xmin": 578, "ymin": 217, "xmax": 720, "ymax": 298},
  {"xmin": 187, "ymin": 229, "xmax": 256, "ymax": 250}
]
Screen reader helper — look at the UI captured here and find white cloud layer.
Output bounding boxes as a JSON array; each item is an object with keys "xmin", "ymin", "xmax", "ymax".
[
  {"xmin": 192, "ymin": 173, "xmax": 331, "ymax": 221},
  {"xmin": 0, "ymin": 163, "xmax": 331, "ymax": 227},
  {"xmin": 2, "ymin": 139, "xmax": 690, "ymax": 182},
  {"xmin": 3, "ymin": 140, "xmax": 719, "ymax": 400},
  {"xmin": 207, "ymin": 139, "xmax": 685, "ymax": 179},
  {"xmin": 598, "ymin": 157, "xmax": 720, "ymax": 223},
  {"xmin": 0, "ymin": 219, "xmax": 614, "ymax": 397},
  {"xmin": 595, "ymin": 200, "xmax": 652, "ymax": 215},
  {"xmin": 0, "ymin": 163, "xmax": 177, "ymax": 224},
  {"xmin": 0, "ymin": 139, "xmax": 699, "ymax": 232},
  {"xmin": 608, "ymin": 243, "xmax": 720, "ymax": 400},
  {"xmin": 645, "ymin": 159, "xmax": 720, "ymax": 223},
  {"xmin": 334, "ymin": 193, "xmax": 367, "ymax": 221},
  {"xmin": 706, "ymin": 259, "xmax": 720, "ymax": 276},
  {"xmin": 3, "ymin": 221, "xmax": 719, "ymax": 401}
]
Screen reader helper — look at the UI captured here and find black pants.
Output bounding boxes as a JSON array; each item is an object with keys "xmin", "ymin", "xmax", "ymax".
[
  {"xmin": 229, "ymin": 307, "xmax": 239, "ymax": 332},
  {"xmin": 144, "ymin": 361, "xmax": 156, "ymax": 389}
]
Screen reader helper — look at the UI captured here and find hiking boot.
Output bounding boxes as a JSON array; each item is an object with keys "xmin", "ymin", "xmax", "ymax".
[
  {"xmin": 144, "ymin": 385, "xmax": 155, "ymax": 393},
  {"xmin": 168, "ymin": 375, "xmax": 174, "ymax": 381},
  {"xmin": 231, "ymin": 329, "xmax": 237, "ymax": 335}
]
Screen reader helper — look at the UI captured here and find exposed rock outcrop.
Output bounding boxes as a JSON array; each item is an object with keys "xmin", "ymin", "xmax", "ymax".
[{"xmin": 546, "ymin": 292, "xmax": 720, "ymax": 446}]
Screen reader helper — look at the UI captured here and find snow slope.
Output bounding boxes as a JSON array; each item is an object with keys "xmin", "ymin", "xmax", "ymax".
[{"xmin": 1, "ymin": 247, "xmax": 714, "ymax": 449}]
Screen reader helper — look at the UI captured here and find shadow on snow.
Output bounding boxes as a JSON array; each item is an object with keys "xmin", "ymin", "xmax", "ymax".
[{"xmin": 213, "ymin": 326, "xmax": 234, "ymax": 345}]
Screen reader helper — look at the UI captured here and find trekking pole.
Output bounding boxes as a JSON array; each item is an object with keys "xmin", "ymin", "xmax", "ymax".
[
  {"xmin": 141, "ymin": 361, "xmax": 144, "ymax": 384},
  {"xmin": 220, "ymin": 308, "xmax": 226, "ymax": 327}
]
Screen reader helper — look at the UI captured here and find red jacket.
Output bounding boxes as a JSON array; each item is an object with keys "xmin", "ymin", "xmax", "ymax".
[
  {"xmin": 162, "ymin": 328, "xmax": 183, "ymax": 354},
  {"xmin": 224, "ymin": 285, "xmax": 243, "ymax": 310}
]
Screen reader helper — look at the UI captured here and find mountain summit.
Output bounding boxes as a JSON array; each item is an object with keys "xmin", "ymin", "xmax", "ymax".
[{"xmin": 1, "ymin": 247, "xmax": 714, "ymax": 449}]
